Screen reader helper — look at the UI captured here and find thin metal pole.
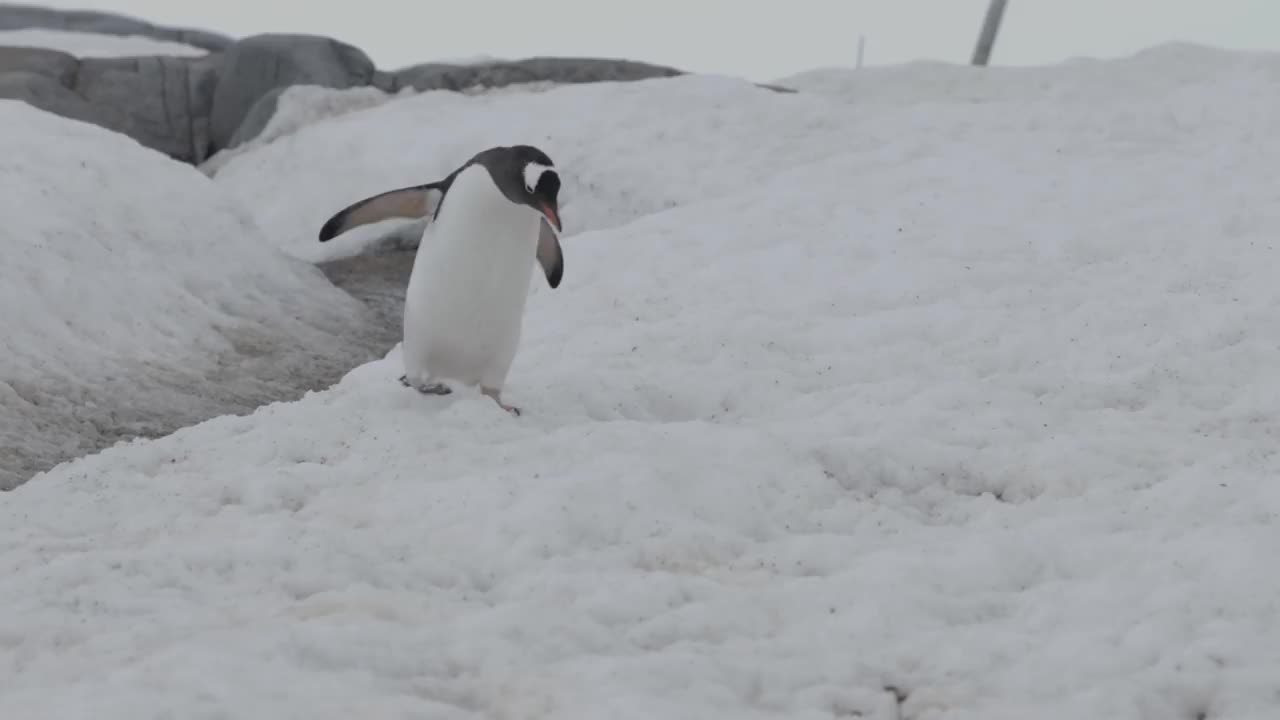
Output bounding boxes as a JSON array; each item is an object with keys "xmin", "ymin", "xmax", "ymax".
[
  {"xmin": 856, "ymin": 35, "xmax": 866, "ymax": 69},
  {"xmin": 971, "ymin": 0, "xmax": 1009, "ymax": 66}
]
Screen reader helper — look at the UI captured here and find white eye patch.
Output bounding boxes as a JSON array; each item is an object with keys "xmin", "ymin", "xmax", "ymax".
[{"xmin": 523, "ymin": 162, "xmax": 553, "ymax": 193}]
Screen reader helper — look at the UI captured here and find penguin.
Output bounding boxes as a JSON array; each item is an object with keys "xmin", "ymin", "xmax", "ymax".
[{"xmin": 317, "ymin": 144, "xmax": 565, "ymax": 416}]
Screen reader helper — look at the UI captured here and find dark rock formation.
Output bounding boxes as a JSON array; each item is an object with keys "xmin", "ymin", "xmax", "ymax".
[
  {"xmin": 0, "ymin": 2, "xmax": 231, "ymax": 51},
  {"xmin": 0, "ymin": 44, "xmax": 75, "ymax": 81},
  {"xmin": 385, "ymin": 56, "xmax": 684, "ymax": 92},
  {"xmin": 0, "ymin": 45, "xmax": 220, "ymax": 162},
  {"xmin": 78, "ymin": 54, "xmax": 221, "ymax": 161},
  {"xmin": 224, "ymin": 85, "xmax": 289, "ymax": 151},
  {"xmin": 210, "ymin": 33, "xmax": 376, "ymax": 151},
  {"xmin": 0, "ymin": 7, "xmax": 748, "ymax": 162}
]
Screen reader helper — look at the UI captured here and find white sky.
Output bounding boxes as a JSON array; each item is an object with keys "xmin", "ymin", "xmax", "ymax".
[{"xmin": 36, "ymin": 0, "xmax": 1280, "ymax": 81}]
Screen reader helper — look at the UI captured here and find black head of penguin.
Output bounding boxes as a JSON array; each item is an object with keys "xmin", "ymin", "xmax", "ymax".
[{"xmin": 471, "ymin": 144, "xmax": 562, "ymax": 233}]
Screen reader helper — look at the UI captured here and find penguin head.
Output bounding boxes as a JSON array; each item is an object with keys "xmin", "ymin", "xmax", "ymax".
[{"xmin": 479, "ymin": 145, "xmax": 563, "ymax": 232}]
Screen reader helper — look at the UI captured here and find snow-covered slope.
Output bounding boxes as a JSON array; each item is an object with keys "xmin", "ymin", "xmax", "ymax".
[
  {"xmin": 775, "ymin": 42, "xmax": 1261, "ymax": 106},
  {"xmin": 199, "ymin": 85, "xmax": 417, "ymax": 176},
  {"xmin": 199, "ymin": 79, "xmax": 561, "ymax": 179},
  {"xmin": 5, "ymin": 44, "xmax": 1280, "ymax": 718},
  {"xmin": 0, "ymin": 28, "xmax": 207, "ymax": 57},
  {"xmin": 208, "ymin": 74, "xmax": 844, "ymax": 263},
  {"xmin": 0, "ymin": 101, "xmax": 380, "ymax": 490}
]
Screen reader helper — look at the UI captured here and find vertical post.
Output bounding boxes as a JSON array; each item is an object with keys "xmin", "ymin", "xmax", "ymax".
[
  {"xmin": 971, "ymin": 0, "xmax": 1009, "ymax": 66},
  {"xmin": 856, "ymin": 35, "xmax": 866, "ymax": 69}
]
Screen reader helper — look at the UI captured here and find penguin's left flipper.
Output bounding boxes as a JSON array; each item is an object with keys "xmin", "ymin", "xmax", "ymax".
[
  {"xmin": 399, "ymin": 375, "xmax": 453, "ymax": 395},
  {"xmin": 319, "ymin": 181, "xmax": 448, "ymax": 242}
]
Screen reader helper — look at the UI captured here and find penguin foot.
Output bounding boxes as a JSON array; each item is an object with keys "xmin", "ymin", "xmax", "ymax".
[
  {"xmin": 399, "ymin": 375, "xmax": 453, "ymax": 395},
  {"xmin": 481, "ymin": 386, "xmax": 521, "ymax": 417}
]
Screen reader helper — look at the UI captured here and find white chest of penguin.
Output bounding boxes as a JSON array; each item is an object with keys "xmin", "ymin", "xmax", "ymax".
[{"xmin": 402, "ymin": 164, "xmax": 541, "ymax": 386}]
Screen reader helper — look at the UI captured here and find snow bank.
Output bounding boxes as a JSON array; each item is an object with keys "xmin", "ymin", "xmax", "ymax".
[
  {"xmin": 5, "ymin": 45, "xmax": 1280, "ymax": 717},
  {"xmin": 777, "ymin": 42, "xmax": 1267, "ymax": 106},
  {"xmin": 0, "ymin": 101, "xmax": 381, "ymax": 490},
  {"xmin": 200, "ymin": 80, "xmax": 565, "ymax": 180},
  {"xmin": 0, "ymin": 28, "xmax": 206, "ymax": 57},
  {"xmin": 208, "ymin": 73, "xmax": 834, "ymax": 263},
  {"xmin": 199, "ymin": 85, "xmax": 416, "ymax": 176},
  {"xmin": 210, "ymin": 43, "xmax": 1280, "ymax": 266}
]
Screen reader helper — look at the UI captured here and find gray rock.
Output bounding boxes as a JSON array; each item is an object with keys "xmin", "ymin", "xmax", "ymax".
[
  {"xmin": 0, "ymin": 3, "xmax": 232, "ymax": 51},
  {"xmin": 225, "ymin": 57, "xmax": 684, "ymax": 148},
  {"xmin": 211, "ymin": 33, "xmax": 376, "ymax": 152},
  {"xmin": 1, "ymin": 12, "xmax": 725, "ymax": 165},
  {"xmin": 74, "ymin": 54, "xmax": 221, "ymax": 163},
  {"xmin": 0, "ymin": 45, "xmax": 77, "ymax": 84},
  {"xmin": 0, "ymin": 45, "xmax": 218, "ymax": 163},
  {"xmin": 225, "ymin": 85, "xmax": 287, "ymax": 151},
  {"xmin": 0, "ymin": 48, "xmax": 111, "ymax": 131},
  {"xmin": 0, "ymin": 70, "xmax": 120, "ymax": 130},
  {"xmin": 371, "ymin": 69, "xmax": 397, "ymax": 93},
  {"xmin": 390, "ymin": 56, "xmax": 684, "ymax": 92}
]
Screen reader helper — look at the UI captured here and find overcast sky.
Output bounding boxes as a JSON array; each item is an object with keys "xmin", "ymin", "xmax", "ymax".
[{"xmin": 39, "ymin": 0, "xmax": 1280, "ymax": 81}]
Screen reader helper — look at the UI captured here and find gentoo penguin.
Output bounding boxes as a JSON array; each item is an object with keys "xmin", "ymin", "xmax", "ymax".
[{"xmin": 317, "ymin": 144, "xmax": 565, "ymax": 416}]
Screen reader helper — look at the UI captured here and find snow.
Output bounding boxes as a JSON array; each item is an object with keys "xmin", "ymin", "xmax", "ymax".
[
  {"xmin": 199, "ymin": 85, "xmax": 418, "ymax": 176},
  {"xmin": 200, "ymin": 80, "xmax": 564, "ymax": 179},
  {"xmin": 209, "ymin": 74, "xmax": 854, "ymax": 263},
  {"xmin": 5, "ymin": 42, "xmax": 1280, "ymax": 718},
  {"xmin": 0, "ymin": 100, "xmax": 379, "ymax": 490},
  {"xmin": 0, "ymin": 28, "xmax": 207, "ymax": 57},
  {"xmin": 775, "ymin": 42, "xmax": 1262, "ymax": 106}
]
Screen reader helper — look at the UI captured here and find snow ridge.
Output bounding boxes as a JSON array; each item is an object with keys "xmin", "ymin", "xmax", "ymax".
[{"xmin": 3, "ymin": 44, "xmax": 1280, "ymax": 719}]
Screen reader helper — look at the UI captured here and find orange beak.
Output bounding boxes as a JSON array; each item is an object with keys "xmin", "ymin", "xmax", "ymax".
[{"xmin": 538, "ymin": 201, "xmax": 562, "ymax": 232}]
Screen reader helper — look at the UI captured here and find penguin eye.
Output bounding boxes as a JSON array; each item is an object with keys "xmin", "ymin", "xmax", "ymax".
[{"xmin": 523, "ymin": 162, "xmax": 552, "ymax": 195}]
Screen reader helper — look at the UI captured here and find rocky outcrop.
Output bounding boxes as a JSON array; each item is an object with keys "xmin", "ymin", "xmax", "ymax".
[
  {"xmin": 0, "ymin": 44, "xmax": 74, "ymax": 80},
  {"xmin": 210, "ymin": 34, "xmax": 377, "ymax": 150},
  {"xmin": 225, "ymin": 56, "xmax": 690, "ymax": 154},
  {"xmin": 0, "ymin": 6, "xmax": 697, "ymax": 163},
  {"xmin": 383, "ymin": 56, "xmax": 684, "ymax": 92},
  {"xmin": 213, "ymin": 51, "xmax": 691, "ymax": 152},
  {"xmin": 78, "ymin": 54, "xmax": 221, "ymax": 161},
  {"xmin": 0, "ymin": 46, "xmax": 220, "ymax": 162},
  {"xmin": 224, "ymin": 85, "xmax": 290, "ymax": 151},
  {"xmin": 0, "ymin": 3, "xmax": 230, "ymax": 51}
]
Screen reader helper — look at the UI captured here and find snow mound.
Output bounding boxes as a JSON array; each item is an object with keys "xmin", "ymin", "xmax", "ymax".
[
  {"xmin": 6, "ymin": 45, "xmax": 1280, "ymax": 717},
  {"xmin": 0, "ymin": 28, "xmax": 206, "ymax": 57},
  {"xmin": 777, "ymin": 42, "xmax": 1271, "ymax": 105},
  {"xmin": 0, "ymin": 101, "xmax": 380, "ymax": 490},
  {"xmin": 200, "ymin": 85, "xmax": 417, "ymax": 176},
  {"xmin": 210, "ymin": 75, "xmax": 847, "ymax": 263},
  {"xmin": 201, "ymin": 81, "xmax": 566, "ymax": 182},
  {"xmin": 211, "ymin": 42, "xmax": 1280, "ymax": 266}
]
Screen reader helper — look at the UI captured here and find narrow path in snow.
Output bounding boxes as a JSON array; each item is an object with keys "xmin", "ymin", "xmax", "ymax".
[
  {"xmin": 3, "ymin": 269, "xmax": 399, "ymax": 492},
  {"xmin": 3, "ymin": 327, "xmax": 389, "ymax": 491},
  {"xmin": 316, "ymin": 248, "xmax": 414, "ymax": 353}
]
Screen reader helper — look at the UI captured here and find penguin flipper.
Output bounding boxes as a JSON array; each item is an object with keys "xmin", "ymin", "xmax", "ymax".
[
  {"xmin": 318, "ymin": 182, "xmax": 446, "ymax": 242},
  {"xmin": 536, "ymin": 217, "xmax": 564, "ymax": 289}
]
